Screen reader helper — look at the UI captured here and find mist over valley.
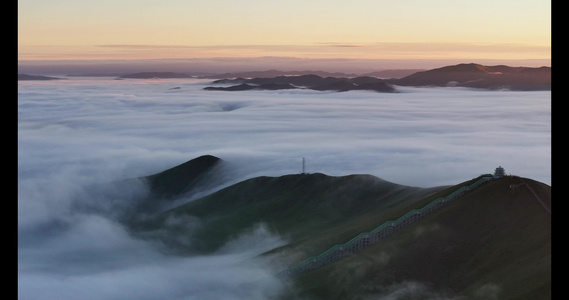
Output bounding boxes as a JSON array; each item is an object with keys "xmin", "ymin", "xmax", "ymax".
[{"xmin": 18, "ymin": 70, "xmax": 550, "ymax": 299}]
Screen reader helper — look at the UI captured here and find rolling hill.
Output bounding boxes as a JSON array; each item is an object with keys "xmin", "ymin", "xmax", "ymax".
[
  {"xmin": 133, "ymin": 171, "xmax": 445, "ymax": 254},
  {"xmin": 204, "ymin": 74, "xmax": 397, "ymax": 92},
  {"xmin": 288, "ymin": 176, "xmax": 550, "ymax": 300},
  {"xmin": 202, "ymin": 63, "xmax": 550, "ymax": 92},
  {"xmin": 127, "ymin": 156, "xmax": 550, "ymax": 299},
  {"xmin": 203, "ymin": 69, "xmax": 424, "ymax": 80}
]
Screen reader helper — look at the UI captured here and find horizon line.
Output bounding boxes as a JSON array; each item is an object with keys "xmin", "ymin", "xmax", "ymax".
[{"xmin": 18, "ymin": 56, "xmax": 551, "ymax": 65}]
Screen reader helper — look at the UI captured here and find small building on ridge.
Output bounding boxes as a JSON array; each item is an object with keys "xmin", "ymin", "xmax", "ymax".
[{"xmin": 494, "ymin": 166, "xmax": 506, "ymax": 177}]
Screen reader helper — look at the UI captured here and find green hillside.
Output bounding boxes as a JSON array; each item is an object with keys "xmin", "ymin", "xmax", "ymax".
[
  {"xmin": 128, "ymin": 156, "xmax": 550, "ymax": 299},
  {"xmin": 287, "ymin": 176, "xmax": 551, "ymax": 300},
  {"xmin": 116, "ymin": 155, "xmax": 223, "ymax": 226},
  {"xmin": 134, "ymin": 172, "xmax": 447, "ymax": 255}
]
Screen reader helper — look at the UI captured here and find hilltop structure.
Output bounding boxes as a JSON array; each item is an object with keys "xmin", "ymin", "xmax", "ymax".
[{"xmin": 494, "ymin": 166, "xmax": 506, "ymax": 177}]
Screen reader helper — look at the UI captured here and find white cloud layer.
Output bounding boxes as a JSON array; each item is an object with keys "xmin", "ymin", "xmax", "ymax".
[{"xmin": 18, "ymin": 77, "xmax": 550, "ymax": 299}]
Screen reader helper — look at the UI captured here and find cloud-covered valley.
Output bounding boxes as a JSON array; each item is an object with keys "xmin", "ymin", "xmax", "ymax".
[{"xmin": 18, "ymin": 77, "xmax": 550, "ymax": 299}]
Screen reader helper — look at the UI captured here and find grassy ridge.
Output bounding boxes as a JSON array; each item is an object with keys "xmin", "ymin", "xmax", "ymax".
[
  {"xmin": 136, "ymin": 173, "xmax": 447, "ymax": 254},
  {"xmin": 129, "ymin": 156, "xmax": 550, "ymax": 299},
  {"xmin": 289, "ymin": 176, "xmax": 551, "ymax": 300}
]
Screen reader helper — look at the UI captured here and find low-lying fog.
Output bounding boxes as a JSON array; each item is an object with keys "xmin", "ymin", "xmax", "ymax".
[{"xmin": 18, "ymin": 77, "xmax": 550, "ymax": 299}]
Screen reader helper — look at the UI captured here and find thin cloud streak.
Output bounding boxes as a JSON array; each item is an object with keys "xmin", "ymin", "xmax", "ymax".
[{"xmin": 19, "ymin": 42, "xmax": 550, "ymax": 61}]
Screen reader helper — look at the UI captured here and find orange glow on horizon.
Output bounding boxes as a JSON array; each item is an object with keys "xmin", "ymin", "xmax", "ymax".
[
  {"xmin": 18, "ymin": 0, "xmax": 550, "ymax": 63},
  {"xmin": 17, "ymin": 42, "xmax": 551, "ymax": 62}
]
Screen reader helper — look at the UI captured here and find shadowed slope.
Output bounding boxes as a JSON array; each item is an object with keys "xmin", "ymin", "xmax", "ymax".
[{"xmin": 205, "ymin": 74, "xmax": 397, "ymax": 92}]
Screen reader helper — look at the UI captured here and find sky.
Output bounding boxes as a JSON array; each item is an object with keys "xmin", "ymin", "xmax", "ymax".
[
  {"xmin": 18, "ymin": 0, "xmax": 551, "ymax": 64},
  {"xmin": 18, "ymin": 78, "xmax": 550, "ymax": 299}
]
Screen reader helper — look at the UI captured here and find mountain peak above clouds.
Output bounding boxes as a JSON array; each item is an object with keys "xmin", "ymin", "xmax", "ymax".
[
  {"xmin": 204, "ymin": 74, "xmax": 397, "ymax": 92},
  {"xmin": 392, "ymin": 63, "xmax": 551, "ymax": 90},
  {"xmin": 142, "ymin": 155, "xmax": 222, "ymax": 199}
]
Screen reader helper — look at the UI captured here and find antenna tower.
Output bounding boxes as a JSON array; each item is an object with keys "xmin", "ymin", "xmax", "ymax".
[{"xmin": 302, "ymin": 157, "xmax": 306, "ymax": 174}]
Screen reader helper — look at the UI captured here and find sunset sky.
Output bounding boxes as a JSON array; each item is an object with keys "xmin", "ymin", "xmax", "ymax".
[{"xmin": 18, "ymin": 0, "xmax": 550, "ymax": 63}]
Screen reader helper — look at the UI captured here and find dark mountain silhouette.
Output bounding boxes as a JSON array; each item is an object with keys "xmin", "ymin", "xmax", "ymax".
[
  {"xmin": 204, "ymin": 63, "xmax": 551, "ymax": 92},
  {"xmin": 391, "ymin": 63, "xmax": 551, "ymax": 90},
  {"xmin": 204, "ymin": 83, "xmax": 257, "ymax": 91},
  {"xmin": 204, "ymin": 83, "xmax": 298, "ymax": 91},
  {"xmin": 109, "ymin": 155, "xmax": 223, "ymax": 227},
  {"xmin": 141, "ymin": 154, "xmax": 222, "ymax": 199},
  {"xmin": 18, "ymin": 74, "xmax": 65, "ymax": 81},
  {"xmin": 203, "ymin": 69, "xmax": 426, "ymax": 79},
  {"xmin": 205, "ymin": 74, "xmax": 397, "ymax": 93},
  {"xmin": 213, "ymin": 74, "xmax": 335, "ymax": 86},
  {"xmin": 117, "ymin": 72, "xmax": 192, "ymax": 79}
]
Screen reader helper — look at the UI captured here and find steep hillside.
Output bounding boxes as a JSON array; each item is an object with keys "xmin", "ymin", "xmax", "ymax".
[
  {"xmin": 142, "ymin": 154, "xmax": 222, "ymax": 199},
  {"xmin": 204, "ymin": 74, "xmax": 397, "ymax": 92},
  {"xmin": 202, "ymin": 63, "xmax": 550, "ymax": 91},
  {"xmin": 288, "ymin": 176, "xmax": 551, "ymax": 300}
]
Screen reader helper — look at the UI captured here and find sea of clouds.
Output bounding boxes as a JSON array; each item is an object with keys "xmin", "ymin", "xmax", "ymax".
[{"xmin": 18, "ymin": 77, "xmax": 550, "ymax": 299}]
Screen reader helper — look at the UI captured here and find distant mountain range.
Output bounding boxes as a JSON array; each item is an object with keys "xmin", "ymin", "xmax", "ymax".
[
  {"xmin": 142, "ymin": 154, "xmax": 221, "ymax": 199},
  {"xmin": 203, "ymin": 63, "xmax": 550, "ymax": 92},
  {"xmin": 126, "ymin": 155, "xmax": 550, "ymax": 299},
  {"xmin": 202, "ymin": 69, "xmax": 427, "ymax": 79},
  {"xmin": 390, "ymin": 63, "xmax": 551, "ymax": 90},
  {"xmin": 204, "ymin": 74, "xmax": 397, "ymax": 92},
  {"xmin": 134, "ymin": 156, "xmax": 443, "ymax": 254},
  {"xmin": 19, "ymin": 63, "xmax": 551, "ymax": 91},
  {"xmin": 18, "ymin": 74, "xmax": 65, "ymax": 81},
  {"xmin": 112, "ymin": 69, "xmax": 423, "ymax": 80}
]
